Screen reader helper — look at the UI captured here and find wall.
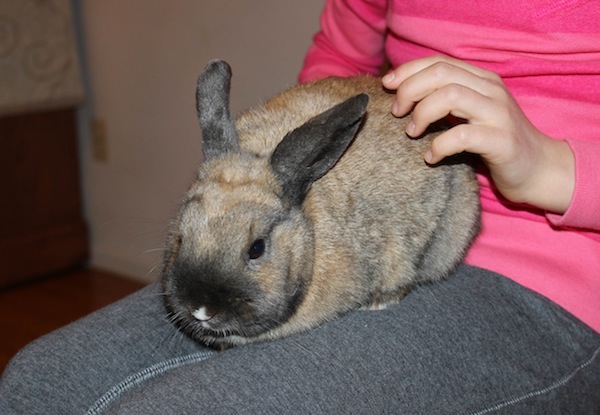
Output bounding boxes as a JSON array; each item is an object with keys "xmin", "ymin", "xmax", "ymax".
[{"xmin": 75, "ymin": 1, "xmax": 324, "ymax": 281}]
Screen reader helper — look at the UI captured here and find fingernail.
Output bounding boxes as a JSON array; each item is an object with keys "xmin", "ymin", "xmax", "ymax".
[
  {"xmin": 392, "ymin": 101, "xmax": 400, "ymax": 116},
  {"xmin": 424, "ymin": 149, "xmax": 433, "ymax": 163},
  {"xmin": 406, "ymin": 120, "xmax": 415, "ymax": 136},
  {"xmin": 382, "ymin": 72, "xmax": 394, "ymax": 84}
]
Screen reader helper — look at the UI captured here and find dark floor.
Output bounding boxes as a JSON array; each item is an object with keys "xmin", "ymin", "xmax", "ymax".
[{"xmin": 0, "ymin": 268, "xmax": 146, "ymax": 374}]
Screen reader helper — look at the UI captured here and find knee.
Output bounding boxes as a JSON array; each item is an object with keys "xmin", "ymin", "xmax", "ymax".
[
  {"xmin": 1, "ymin": 336, "xmax": 59, "ymax": 412},
  {"xmin": 2, "ymin": 335, "xmax": 52, "ymax": 385},
  {"xmin": 1, "ymin": 330, "xmax": 102, "ymax": 414}
]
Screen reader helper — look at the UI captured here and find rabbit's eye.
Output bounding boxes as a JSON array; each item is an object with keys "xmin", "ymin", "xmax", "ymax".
[{"xmin": 248, "ymin": 239, "xmax": 266, "ymax": 260}]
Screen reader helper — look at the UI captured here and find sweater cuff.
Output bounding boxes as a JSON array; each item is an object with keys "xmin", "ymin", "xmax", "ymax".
[{"xmin": 546, "ymin": 138, "xmax": 600, "ymax": 232}]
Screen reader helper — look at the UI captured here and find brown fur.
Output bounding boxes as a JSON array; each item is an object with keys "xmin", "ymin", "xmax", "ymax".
[{"xmin": 162, "ymin": 61, "xmax": 480, "ymax": 348}]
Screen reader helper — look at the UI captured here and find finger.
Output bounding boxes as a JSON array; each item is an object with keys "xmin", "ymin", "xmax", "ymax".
[
  {"xmin": 424, "ymin": 124, "xmax": 507, "ymax": 165},
  {"xmin": 392, "ymin": 62, "xmax": 502, "ymax": 117},
  {"xmin": 408, "ymin": 83, "xmax": 496, "ymax": 137},
  {"xmin": 382, "ymin": 55, "xmax": 498, "ymax": 90}
]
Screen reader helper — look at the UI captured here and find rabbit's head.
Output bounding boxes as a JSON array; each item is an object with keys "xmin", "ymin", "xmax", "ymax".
[{"xmin": 162, "ymin": 61, "xmax": 368, "ymax": 347}]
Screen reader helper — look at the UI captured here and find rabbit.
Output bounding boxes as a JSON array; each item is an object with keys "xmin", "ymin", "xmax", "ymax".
[{"xmin": 162, "ymin": 60, "xmax": 480, "ymax": 349}]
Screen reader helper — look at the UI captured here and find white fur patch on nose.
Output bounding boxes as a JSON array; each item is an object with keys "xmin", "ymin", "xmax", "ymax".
[{"xmin": 192, "ymin": 306, "xmax": 211, "ymax": 322}]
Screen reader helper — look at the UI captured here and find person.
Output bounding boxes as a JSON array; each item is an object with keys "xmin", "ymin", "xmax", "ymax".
[{"xmin": 1, "ymin": 0, "xmax": 599, "ymax": 413}]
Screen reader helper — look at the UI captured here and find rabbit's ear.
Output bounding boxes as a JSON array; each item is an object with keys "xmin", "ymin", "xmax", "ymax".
[
  {"xmin": 197, "ymin": 60, "xmax": 240, "ymax": 161},
  {"xmin": 270, "ymin": 93, "xmax": 368, "ymax": 207}
]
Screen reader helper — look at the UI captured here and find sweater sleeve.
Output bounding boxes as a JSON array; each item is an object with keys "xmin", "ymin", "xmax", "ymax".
[
  {"xmin": 546, "ymin": 138, "xmax": 600, "ymax": 234},
  {"xmin": 298, "ymin": 0, "xmax": 389, "ymax": 83}
]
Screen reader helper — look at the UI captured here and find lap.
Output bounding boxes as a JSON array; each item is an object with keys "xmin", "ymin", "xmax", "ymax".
[
  {"xmin": 0, "ymin": 282, "xmax": 212, "ymax": 414},
  {"xmin": 2, "ymin": 265, "xmax": 599, "ymax": 414}
]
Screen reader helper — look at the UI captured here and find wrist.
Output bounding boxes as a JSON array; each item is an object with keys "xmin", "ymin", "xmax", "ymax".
[{"xmin": 529, "ymin": 138, "xmax": 575, "ymax": 214}]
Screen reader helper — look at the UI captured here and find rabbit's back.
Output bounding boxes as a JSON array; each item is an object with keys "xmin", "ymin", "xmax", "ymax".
[{"xmin": 236, "ymin": 76, "xmax": 480, "ymax": 305}]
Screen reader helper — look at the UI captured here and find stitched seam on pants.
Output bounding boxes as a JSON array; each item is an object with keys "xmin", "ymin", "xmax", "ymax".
[
  {"xmin": 468, "ymin": 345, "xmax": 600, "ymax": 415},
  {"xmin": 85, "ymin": 351, "xmax": 215, "ymax": 415}
]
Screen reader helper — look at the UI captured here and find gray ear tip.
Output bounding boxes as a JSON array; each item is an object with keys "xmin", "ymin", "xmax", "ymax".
[
  {"xmin": 345, "ymin": 93, "xmax": 369, "ymax": 117},
  {"xmin": 197, "ymin": 60, "xmax": 232, "ymax": 86},
  {"xmin": 205, "ymin": 59, "xmax": 231, "ymax": 76},
  {"xmin": 356, "ymin": 93, "xmax": 369, "ymax": 107}
]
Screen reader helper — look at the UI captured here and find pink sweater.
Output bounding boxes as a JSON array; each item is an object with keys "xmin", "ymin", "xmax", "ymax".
[{"xmin": 299, "ymin": 0, "xmax": 600, "ymax": 332}]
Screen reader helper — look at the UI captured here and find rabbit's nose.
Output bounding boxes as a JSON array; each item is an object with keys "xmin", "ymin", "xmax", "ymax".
[{"xmin": 190, "ymin": 305, "xmax": 218, "ymax": 322}]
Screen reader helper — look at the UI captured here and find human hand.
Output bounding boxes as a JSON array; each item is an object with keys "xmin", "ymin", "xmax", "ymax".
[{"xmin": 382, "ymin": 55, "xmax": 575, "ymax": 214}]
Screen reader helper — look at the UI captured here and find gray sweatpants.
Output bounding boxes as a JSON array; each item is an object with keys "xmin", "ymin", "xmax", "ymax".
[{"xmin": 1, "ymin": 265, "xmax": 599, "ymax": 414}]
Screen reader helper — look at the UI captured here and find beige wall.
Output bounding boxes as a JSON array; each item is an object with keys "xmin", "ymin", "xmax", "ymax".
[{"xmin": 76, "ymin": 1, "xmax": 324, "ymax": 281}]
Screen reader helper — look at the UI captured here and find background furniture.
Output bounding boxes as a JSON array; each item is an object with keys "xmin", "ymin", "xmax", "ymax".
[{"xmin": 0, "ymin": 1, "xmax": 87, "ymax": 287}]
